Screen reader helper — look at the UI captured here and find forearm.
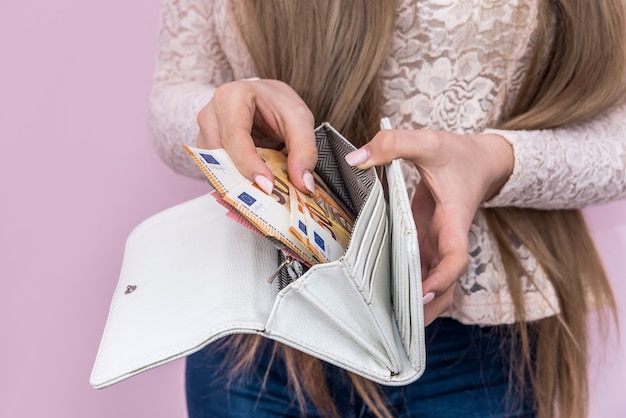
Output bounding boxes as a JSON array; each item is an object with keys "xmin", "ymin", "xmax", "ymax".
[
  {"xmin": 150, "ymin": 83, "xmax": 216, "ymax": 179},
  {"xmin": 483, "ymin": 102, "xmax": 626, "ymax": 209},
  {"xmin": 150, "ymin": 0, "xmax": 233, "ymax": 178}
]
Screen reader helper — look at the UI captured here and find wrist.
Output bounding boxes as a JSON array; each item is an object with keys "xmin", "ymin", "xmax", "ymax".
[{"xmin": 472, "ymin": 133, "xmax": 514, "ymax": 202}]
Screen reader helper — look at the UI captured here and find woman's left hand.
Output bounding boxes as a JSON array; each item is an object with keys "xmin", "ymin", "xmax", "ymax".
[{"xmin": 345, "ymin": 128, "xmax": 514, "ymax": 326}]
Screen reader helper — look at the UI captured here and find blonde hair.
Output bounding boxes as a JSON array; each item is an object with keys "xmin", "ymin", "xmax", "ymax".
[{"xmin": 225, "ymin": 1, "xmax": 626, "ymax": 417}]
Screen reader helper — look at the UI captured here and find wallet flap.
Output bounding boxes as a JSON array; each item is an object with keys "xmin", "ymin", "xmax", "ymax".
[{"xmin": 90, "ymin": 194, "xmax": 278, "ymax": 388}]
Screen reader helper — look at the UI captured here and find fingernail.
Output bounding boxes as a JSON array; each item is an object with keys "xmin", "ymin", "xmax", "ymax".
[
  {"xmin": 422, "ymin": 292, "xmax": 435, "ymax": 305},
  {"xmin": 253, "ymin": 174, "xmax": 273, "ymax": 195},
  {"xmin": 303, "ymin": 170, "xmax": 316, "ymax": 194},
  {"xmin": 345, "ymin": 148, "xmax": 369, "ymax": 167}
]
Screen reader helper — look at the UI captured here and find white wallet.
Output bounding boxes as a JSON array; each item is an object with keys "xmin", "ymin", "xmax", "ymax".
[{"xmin": 90, "ymin": 123, "xmax": 425, "ymax": 389}]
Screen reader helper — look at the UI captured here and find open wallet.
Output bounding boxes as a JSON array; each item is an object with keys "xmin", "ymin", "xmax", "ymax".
[{"xmin": 90, "ymin": 123, "xmax": 425, "ymax": 389}]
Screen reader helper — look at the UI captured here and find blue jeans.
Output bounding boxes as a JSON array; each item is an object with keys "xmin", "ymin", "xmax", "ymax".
[{"xmin": 186, "ymin": 318, "xmax": 536, "ymax": 417}]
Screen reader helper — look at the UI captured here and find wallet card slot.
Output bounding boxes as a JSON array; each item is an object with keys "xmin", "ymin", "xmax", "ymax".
[
  {"xmin": 351, "ymin": 194, "xmax": 387, "ymax": 291},
  {"xmin": 397, "ymin": 211, "xmax": 422, "ymax": 362},
  {"xmin": 386, "ymin": 160, "xmax": 424, "ymax": 367},
  {"xmin": 343, "ymin": 182, "xmax": 384, "ymax": 265},
  {"xmin": 363, "ymin": 221, "xmax": 389, "ymax": 305},
  {"xmin": 390, "ymin": 197, "xmax": 412, "ymax": 353},
  {"xmin": 392, "ymin": 225, "xmax": 410, "ymax": 348}
]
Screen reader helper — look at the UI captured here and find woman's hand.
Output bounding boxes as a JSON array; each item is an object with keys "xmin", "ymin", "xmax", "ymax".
[
  {"xmin": 345, "ymin": 129, "xmax": 514, "ymax": 326},
  {"xmin": 196, "ymin": 79, "xmax": 318, "ymax": 194}
]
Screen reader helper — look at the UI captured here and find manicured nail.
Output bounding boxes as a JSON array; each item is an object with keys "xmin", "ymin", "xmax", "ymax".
[
  {"xmin": 422, "ymin": 292, "xmax": 435, "ymax": 305},
  {"xmin": 345, "ymin": 148, "xmax": 369, "ymax": 167},
  {"xmin": 303, "ymin": 170, "xmax": 316, "ymax": 194},
  {"xmin": 253, "ymin": 174, "xmax": 273, "ymax": 195}
]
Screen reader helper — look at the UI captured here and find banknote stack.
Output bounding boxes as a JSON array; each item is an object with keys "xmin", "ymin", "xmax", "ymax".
[{"xmin": 184, "ymin": 145, "xmax": 356, "ymax": 266}]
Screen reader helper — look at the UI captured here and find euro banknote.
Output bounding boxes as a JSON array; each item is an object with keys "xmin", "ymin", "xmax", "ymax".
[{"xmin": 184, "ymin": 145, "xmax": 355, "ymax": 266}]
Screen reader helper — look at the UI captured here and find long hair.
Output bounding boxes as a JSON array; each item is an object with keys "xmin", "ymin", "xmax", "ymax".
[
  {"xmin": 226, "ymin": 1, "xmax": 626, "ymax": 417},
  {"xmin": 485, "ymin": 1, "xmax": 625, "ymax": 417}
]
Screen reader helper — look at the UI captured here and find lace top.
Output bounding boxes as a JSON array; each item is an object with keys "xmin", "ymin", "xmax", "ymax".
[{"xmin": 150, "ymin": 0, "xmax": 626, "ymax": 325}]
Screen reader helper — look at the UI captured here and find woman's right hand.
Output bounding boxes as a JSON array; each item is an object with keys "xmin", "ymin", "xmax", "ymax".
[
  {"xmin": 345, "ymin": 128, "xmax": 514, "ymax": 326},
  {"xmin": 196, "ymin": 79, "xmax": 319, "ymax": 195}
]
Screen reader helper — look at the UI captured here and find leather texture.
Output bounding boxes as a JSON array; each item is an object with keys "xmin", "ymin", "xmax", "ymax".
[{"xmin": 90, "ymin": 124, "xmax": 425, "ymax": 389}]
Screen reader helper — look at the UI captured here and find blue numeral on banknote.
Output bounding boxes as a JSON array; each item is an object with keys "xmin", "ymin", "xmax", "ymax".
[
  {"xmin": 200, "ymin": 154, "xmax": 220, "ymax": 165},
  {"xmin": 237, "ymin": 192, "xmax": 257, "ymax": 207}
]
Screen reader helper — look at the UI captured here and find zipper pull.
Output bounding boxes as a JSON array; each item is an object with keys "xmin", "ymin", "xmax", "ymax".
[{"xmin": 266, "ymin": 256, "xmax": 294, "ymax": 284}]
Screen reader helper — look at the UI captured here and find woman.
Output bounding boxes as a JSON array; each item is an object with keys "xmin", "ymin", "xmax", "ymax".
[{"xmin": 150, "ymin": 1, "xmax": 626, "ymax": 417}]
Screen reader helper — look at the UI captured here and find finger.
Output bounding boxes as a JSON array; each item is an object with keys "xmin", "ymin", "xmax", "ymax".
[
  {"xmin": 412, "ymin": 180, "xmax": 435, "ymax": 214},
  {"xmin": 422, "ymin": 285, "xmax": 455, "ymax": 326},
  {"xmin": 421, "ymin": 215, "xmax": 469, "ymax": 298},
  {"xmin": 217, "ymin": 80, "xmax": 317, "ymax": 195},
  {"xmin": 213, "ymin": 83, "xmax": 276, "ymax": 193},
  {"xmin": 417, "ymin": 231, "xmax": 439, "ymax": 279},
  {"xmin": 196, "ymin": 101, "xmax": 222, "ymax": 149},
  {"xmin": 281, "ymin": 108, "xmax": 317, "ymax": 194},
  {"xmin": 412, "ymin": 182, "xmax": 440, "ymax": 276},
  {"xmin": 345, "ymin": 129, "xmax": 440, "ymax": 169},
  {"xmin": 254, "ymin": 89, "xmax": 317, "ymax": 194},
  {"xmin": 251, "ymin": 114, "xmax": 285, "ymax": 150}
]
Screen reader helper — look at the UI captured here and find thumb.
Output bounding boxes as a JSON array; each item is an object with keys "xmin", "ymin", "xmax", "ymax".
[{"xmin": 345, "ymin": 129, "xmax": 438, "ymax": 169}]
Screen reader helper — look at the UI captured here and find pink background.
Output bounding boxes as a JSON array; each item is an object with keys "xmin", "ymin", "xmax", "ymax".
[{"xmin": 0, "ymin": 1, "xmax": 624, "ymax": 417}]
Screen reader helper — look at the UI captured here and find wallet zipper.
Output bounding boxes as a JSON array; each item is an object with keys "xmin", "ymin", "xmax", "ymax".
[
  {"xmin": 268, "ymin": 250, "xmax": 305, "ymax": 290},
  {"xmin": 266, "ymin": 256, "xmax": 294, "ymax": 284}
]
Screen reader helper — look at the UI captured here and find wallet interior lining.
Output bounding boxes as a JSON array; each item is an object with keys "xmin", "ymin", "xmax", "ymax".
[{"xmin": 314, "ymin": 124, "xmax": 376, "ymax": 216}]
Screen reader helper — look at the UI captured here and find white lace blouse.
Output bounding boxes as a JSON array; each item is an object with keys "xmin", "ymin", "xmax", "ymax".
[{"xmin": 150, "ymin": 0, "xmax": 626, "ymax": 325}]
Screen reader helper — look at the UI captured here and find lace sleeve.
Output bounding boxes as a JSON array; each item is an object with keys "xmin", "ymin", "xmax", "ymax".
[
  {"xmin": 483, "ymin": 101, "xmax": 626, "ymax": 209},
  {"xmin": 150, "ymin": 0, "xmax": 234, "ymax": 178}
]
